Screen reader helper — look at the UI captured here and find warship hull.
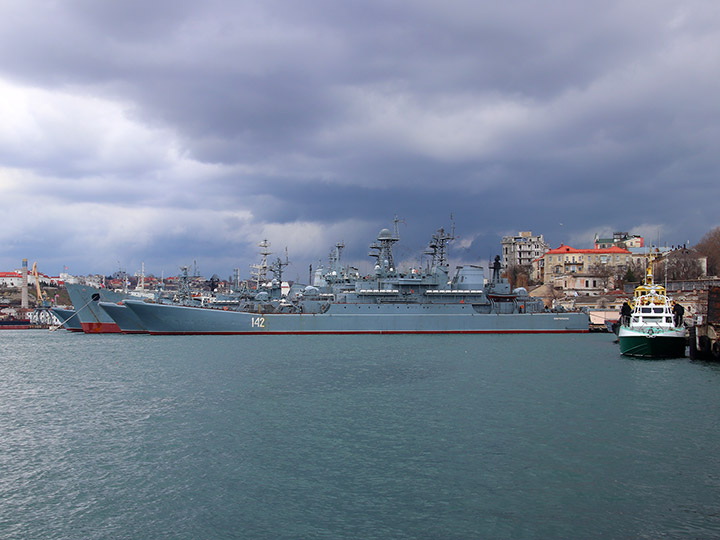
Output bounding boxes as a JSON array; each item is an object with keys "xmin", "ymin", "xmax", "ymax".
[
  {"xmin": 97, "ymin": 302, "xmax": 148, "ymax": 334},
  {"xmin": 49, "ymin": 307, "xmax": 83, "ymax": 332},
  {"xmin": 65, "ymin": 283, "xmax": 125, "ymax": 333},
  {"xmin": 123, "ymin": 299, "xmax": 589, "ymax": 335}
]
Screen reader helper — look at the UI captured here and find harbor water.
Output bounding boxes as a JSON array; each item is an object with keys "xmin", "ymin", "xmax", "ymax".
[{"xmin": 1, "ymin": 331, "xmax": 720, "ymax": 539}]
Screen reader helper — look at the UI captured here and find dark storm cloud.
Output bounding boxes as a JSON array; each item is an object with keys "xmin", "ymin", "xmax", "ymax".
[{"xmin": 1, "ymin": 0, "xmax": 719, "ymax": 276}]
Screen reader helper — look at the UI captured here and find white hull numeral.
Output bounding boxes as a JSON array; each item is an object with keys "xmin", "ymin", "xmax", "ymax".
[{"xmin": 251, "ymin": 317, "xmax": 265, "ymax": 328}]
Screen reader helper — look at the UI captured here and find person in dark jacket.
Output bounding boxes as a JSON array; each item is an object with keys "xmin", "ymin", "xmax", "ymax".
[
  {"xmin": 620, "ymin": 301, "xmax": 632, "ymax": 326},
  {"xmin": 672, "ymin": 302, "xmax": 685, "ymax": 327}
]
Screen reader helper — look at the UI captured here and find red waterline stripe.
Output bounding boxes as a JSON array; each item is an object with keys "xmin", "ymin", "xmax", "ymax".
[
  {"xmin": 80, "ymin": 322, "xmax": 122, "ymax": 334},
  {"xmin": 146, "ymin": 329, "xmax": 590, "ymax": 336}
]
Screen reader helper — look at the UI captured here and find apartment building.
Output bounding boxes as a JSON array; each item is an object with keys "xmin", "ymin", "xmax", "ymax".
[{"xmin": 501, "ymin": 231, "xmax": 549, "ymax": 269}]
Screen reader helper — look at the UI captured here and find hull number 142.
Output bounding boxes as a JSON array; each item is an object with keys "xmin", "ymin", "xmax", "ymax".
[{"xmin": 251, "ymin": 317, "xmax": 265, "ymax": 328}]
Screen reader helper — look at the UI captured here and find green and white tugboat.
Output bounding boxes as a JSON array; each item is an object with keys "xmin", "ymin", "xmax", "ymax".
[{"xmin": 618, "ymin": 264, "xmax": 687, "ymax": 358}]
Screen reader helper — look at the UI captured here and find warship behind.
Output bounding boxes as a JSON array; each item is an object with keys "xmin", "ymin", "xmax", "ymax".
[
  {"xmin": 65, "ymin": 282, "xmax": 158, "ymax": 333},
  {"xmin": 122, "ymin": 224, "xmax": 590, "ymax": 335},
  {"xmin": 49, "ymin": 306, "xmax": 83, "ymax": 332},
  {"xmin": 97, "ymin": 301, "xmax": 148, "ymax": 334}
]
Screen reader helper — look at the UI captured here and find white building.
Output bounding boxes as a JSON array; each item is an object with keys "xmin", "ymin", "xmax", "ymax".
[
  {"xmin": 501, "ymin": 231, "xmax": 549, "ymax": 269},
  {"xmin": 0, "ymin": 272, "xmax": 23, "ymax": 287},
  {"xmin": 0, "ymin": 271, "xmax": 57, "ymax": 288}
]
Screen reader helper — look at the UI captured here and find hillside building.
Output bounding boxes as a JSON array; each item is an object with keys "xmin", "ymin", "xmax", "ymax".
[
  {"xmin": 532, "ymin": 244, "xmax": 633, "ymax": 293},
  {"xmin": 594, "ymin": 232, "xmax": 644, "ymax": 249},
  {"xmin": 501, "ymin": 231, "xmax": 549, "ymax": 269}
]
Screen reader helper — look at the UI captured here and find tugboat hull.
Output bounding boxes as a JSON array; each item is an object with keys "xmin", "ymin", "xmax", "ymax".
[{"xmin": 618, "ymin": 330, "xmax": 686, "ymax": 358}]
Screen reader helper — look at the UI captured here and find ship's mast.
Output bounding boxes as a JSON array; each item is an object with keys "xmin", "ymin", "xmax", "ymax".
[
  {"xmin": 424, "ymin": 215, "xmax": 456, "ymax": 271},
  {"xmin": 325, "ymin": 241, "xmax": 346, "ymax": 280},
  {"xmin": 368, "ymin": 216, "xmax": 403, "ymax": 275},
  {"xmin": 330, "ymin": 242, "xmax": 344, "ymax": 271},
  {"xmin": 369, "ymin": 229, "xmax": 399, "ymax": 274},
  {"xmin": 250, "ymin": 239, "xmax": 272, "ymax": 288},
  {"xmin": 135, "ymin": 262, "xmax": 145, "ymax": 291},
  {"xmin": 177, "ymin": 266, "xmax": 192, "ymax": 302},
  {"xmin": 392, "ymin": 215, "xmax": 403, "ymax": 242},
  {"xmin": 425, "ymin": 226, "xmax": 455, "ymax": 270},
  {"xmin": 269, "ymin": 247, "xmax": 290, "ymax": 284}
]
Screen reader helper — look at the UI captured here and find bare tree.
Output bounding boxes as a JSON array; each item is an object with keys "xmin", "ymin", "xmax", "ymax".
[
  {"xmin": 588, "ymin": 263, "xmax": 613, "ymax": 290},
  {"xmin": 621, "ymin": 259, "xmax": 646, "ymax": 285},
  {"xmin": 695, "ymin": 226, "xmax": 720, "ymax": 276},
  {"xmin": 655, "ymin": 250, "xmax": 703, "ymax": 281},
  {"xmin": 504, "ymin": 264, "xmax": 533, "ymax": 289}
]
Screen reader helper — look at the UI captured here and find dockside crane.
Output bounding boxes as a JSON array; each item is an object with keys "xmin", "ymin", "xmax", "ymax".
[
  {"xmin": 31, "ymin": 262, "xmax": 51, "ymax": 308},
  {"xmin": 29, "ymin": 262, "xmax": 56, "ymax": 326}
]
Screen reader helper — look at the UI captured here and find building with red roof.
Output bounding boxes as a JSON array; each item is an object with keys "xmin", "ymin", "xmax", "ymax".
[{"xmin": 532, "ymin": 244, "xmax": 633, "ymax": 294}]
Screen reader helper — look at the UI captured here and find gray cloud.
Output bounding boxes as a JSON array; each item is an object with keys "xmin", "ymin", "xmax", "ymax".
[{"xmin": 1, "ymin": 0, "xmax": 718, "ymax": 277}]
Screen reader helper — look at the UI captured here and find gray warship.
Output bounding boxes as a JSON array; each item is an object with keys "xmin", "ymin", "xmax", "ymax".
[
  {"xmin": 65, "ymin": 283, "xmax": 127, "ymax": 333},
  {"xmin": 121, "ymin": 223, "xmax": 589, "ymax": 335}
]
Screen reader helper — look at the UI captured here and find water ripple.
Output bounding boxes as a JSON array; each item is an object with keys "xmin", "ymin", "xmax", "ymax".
[{"xmin": 1, "ymin": 332, "xmax": 719, "ymax": 539}]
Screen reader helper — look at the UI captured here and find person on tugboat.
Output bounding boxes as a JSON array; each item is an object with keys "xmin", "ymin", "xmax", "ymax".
[
  {"xmin": 672, "ymin": 302, "xmax": 685, "ymax": 327},
  {"xmin": 620, "ymin": 301, "xmax": 632, "ymax": 326}
]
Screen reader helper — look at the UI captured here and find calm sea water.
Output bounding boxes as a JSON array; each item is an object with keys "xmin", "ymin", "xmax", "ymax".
[{"xmin": 1, "ymin": 330, "xmax": 720, "ymax": 539}]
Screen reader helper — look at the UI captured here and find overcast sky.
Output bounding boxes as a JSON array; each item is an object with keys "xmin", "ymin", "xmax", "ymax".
[{"xmin": 1, "ymin": 0, "xmax": 718, "ymax": 280}]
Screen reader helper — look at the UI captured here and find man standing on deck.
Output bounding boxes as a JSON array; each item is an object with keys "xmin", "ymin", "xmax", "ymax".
[
  {"xmin": 620, "ymin": 301, "xmax": 631, "ymax": 326},
  {"xmin": 672, "ymin": 302, "xmax": 685, "ymax": 327}
]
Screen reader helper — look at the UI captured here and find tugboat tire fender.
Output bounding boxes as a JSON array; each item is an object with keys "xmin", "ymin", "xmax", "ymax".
[{"xmin": 688, "ymin": 327, "xmax": 698, "ymax": 360}]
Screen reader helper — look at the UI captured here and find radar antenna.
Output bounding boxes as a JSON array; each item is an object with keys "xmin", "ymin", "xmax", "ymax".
[{"xmin": 369, "ymin": 222, "xmax": 400, "ymax": 274}]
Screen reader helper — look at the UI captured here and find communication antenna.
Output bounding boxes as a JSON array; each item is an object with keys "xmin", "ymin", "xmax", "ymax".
[{"xmin": 392, "ymin": 214, "xmax": 405, "ymax": 241}]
